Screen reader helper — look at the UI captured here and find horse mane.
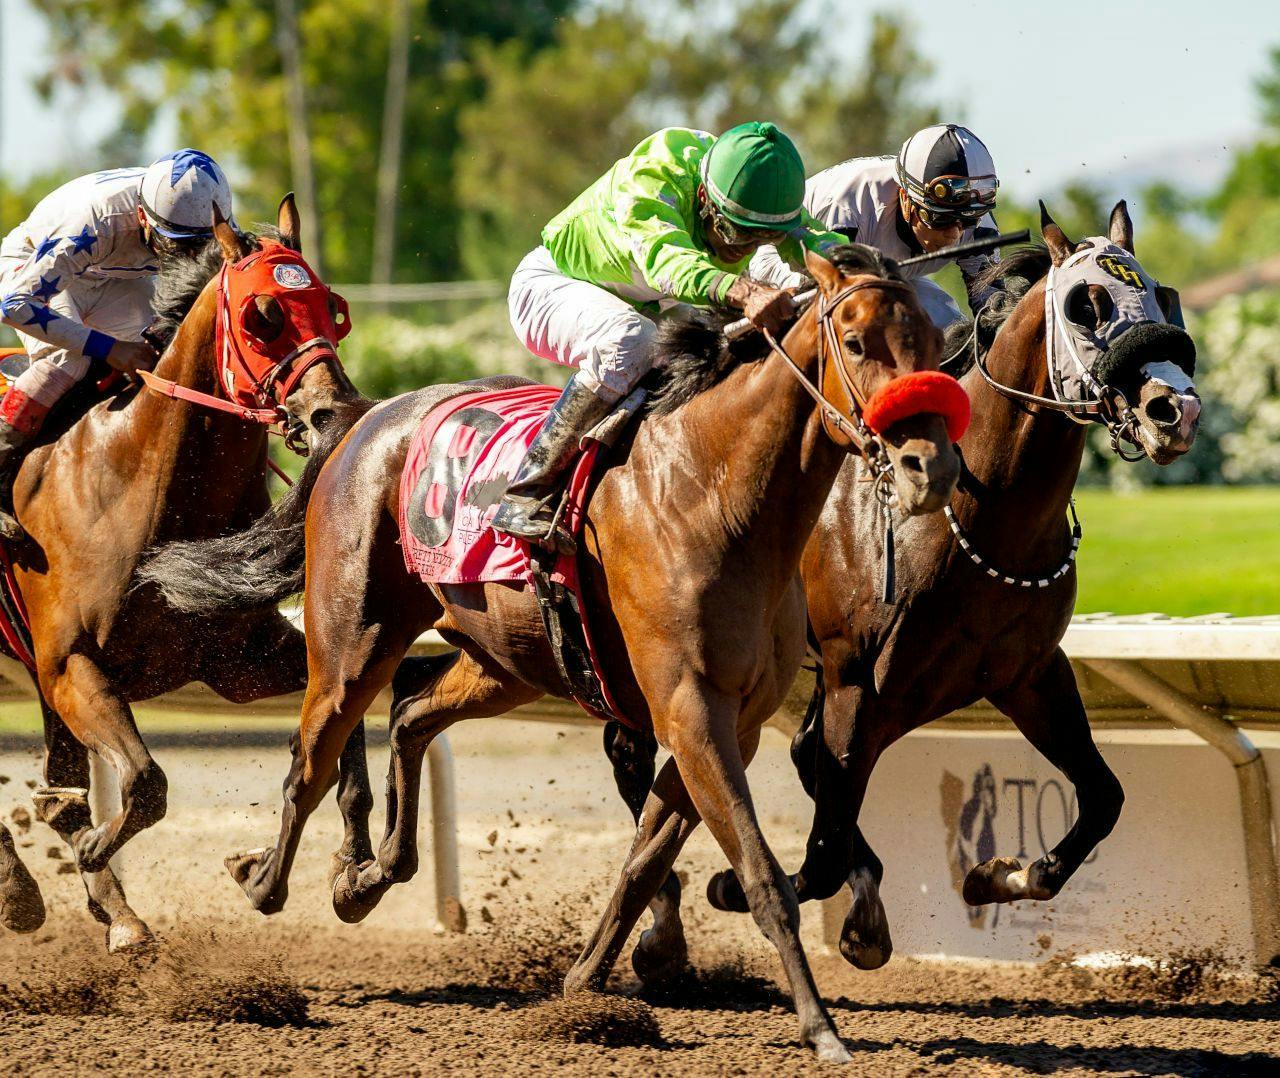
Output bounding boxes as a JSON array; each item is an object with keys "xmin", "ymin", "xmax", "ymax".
[
  {"xmin": 149, "ymin": 226, "xmax": 285, "ymax": 349},
  {"xmin": 941, "ymin": 244, "xmax": 1052, "ymax": 374},
  {"xmin": 645, "ymin": 243, "xmax": 901, "ymax": 417}
]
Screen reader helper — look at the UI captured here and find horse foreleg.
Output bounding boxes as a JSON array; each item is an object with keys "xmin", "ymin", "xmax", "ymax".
[
  {"xmin": 665, "ymin": 686, "xmax": 849, "ymax": 1063},
  {"xmin": 332, "ymin": 649, "xmax": 538, "ymax": 924},
  {"xmin": 43, "ymin": 655, "xmax": 168, "ymax": 878},
  {"xmin": 203, "ymin": 622, "xmax": 378, "ymax": 887},
  {"xmin": 33, "ymin": 699, "xmax": 151, "ymax": 950},
  {"xmin": 225, "ymin": 653, "xmax": 400, "ymax": 915},
  {"xmin": 972, "ymin": 647, "xmax": 1124, "ymax": 904},
  {"xmin": 601, "ymin": 720, "xmax": 690, "ymax": 987}
]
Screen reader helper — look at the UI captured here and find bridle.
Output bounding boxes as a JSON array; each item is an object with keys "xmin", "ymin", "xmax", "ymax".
[
  {"xmin": 138, "ymin": 239, "xmax": 350, "ymax": 458},
  {"xmin": 760, "ymin": 276, "xmax": 918, "ymax": 495},
  {"xmin": 757, "ymin": 275, "xmax": 963, "ymax": 604},
  {"xmin": 963, "ymin": 257, "xmax": 1148, "ymax": 462}
]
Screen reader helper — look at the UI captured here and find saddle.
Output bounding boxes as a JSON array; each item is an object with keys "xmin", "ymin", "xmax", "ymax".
[{"xmin": 399, "ymin": 383, "xmax": 645, "ymax": 725}]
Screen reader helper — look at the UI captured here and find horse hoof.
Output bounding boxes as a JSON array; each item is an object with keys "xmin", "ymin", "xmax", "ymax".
[
  {"xmin": 331, "ymin": 861, "xmax": 378, "ymax": 924},
  {"xmin": 225, "ymin": 847, "xmax": 285, "ymax": 913},
  {"xmin": 0, "ymin": 830, "xmax": 46, "ymax": 933},
  {"xmin": 962, "ymin": 856, "xmax": 1023, "ymax": 905},
  {"xmin": 808, "ymin": 1027, "xmax": 853, "ymax": 1064},
  {"xmin": 631, "ymin": 928, "xmax": 690, "ymax": 988},
  {"xmin": 107, "ymin": 919, "xmax": 155, "ymax": 954},
  {"xmin": 840, "ymin": 872, "xmax": 892, "ymax": 970},
  {"xmin": 705, "ymin": 869, "xmax": 750, "ymax": 914}
]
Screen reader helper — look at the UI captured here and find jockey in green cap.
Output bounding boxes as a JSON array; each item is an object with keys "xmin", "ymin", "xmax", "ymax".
[{"xmin": 495, "ymin": 121, "xmax": 845, "ymax": 548}]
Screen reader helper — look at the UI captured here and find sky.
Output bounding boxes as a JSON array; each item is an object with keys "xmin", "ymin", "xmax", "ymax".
[{"xmin": 0, "ymin": 0, "xmax": 1275, "ymax": 206}]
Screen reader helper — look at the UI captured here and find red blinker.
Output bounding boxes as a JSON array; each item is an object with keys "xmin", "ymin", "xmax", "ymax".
[
  {"xmin": 862, "ymin": 370, "xmax": 970, "ymax": 442},
  {"xmin": 216, "ymin": 238, "xmax": 350, "ymax": 409}
]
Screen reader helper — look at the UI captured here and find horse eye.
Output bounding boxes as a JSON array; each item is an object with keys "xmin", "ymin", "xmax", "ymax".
[
  {"xmin": 248, "ymin": 295, "xmax": 284, "ymax": 340},
  {"xmin": 1064, "ymin": 286, "xmax": 1096, "ymax": 328},
  {"xmin": 843, "ymin": 333, "xmax": 864, "ymax": 356}
]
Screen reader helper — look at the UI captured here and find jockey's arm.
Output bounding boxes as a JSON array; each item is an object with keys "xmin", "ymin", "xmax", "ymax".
[
  {"xmin": 0, "ymin": 219, "xmax": 122, "ymax": 366},
  {"xmin": 616, "ymin": 183, "xmax": 742, "ymax": 307},
  {"xmin": 748, "ymin": 212, "xmax": 847, "ymax": 290}
]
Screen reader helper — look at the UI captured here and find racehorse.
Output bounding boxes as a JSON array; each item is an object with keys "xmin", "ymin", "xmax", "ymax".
[
  {"xmin": 629, "ymin": 201, "xmax": 1202, "ymax": 969},
  {"xmin": 145, "ymin": 243, "xmax": 967, "ymax": 1062},
  {"xmin": 0, "ymin": 198, "xmax": 373, "ymax": 951}
]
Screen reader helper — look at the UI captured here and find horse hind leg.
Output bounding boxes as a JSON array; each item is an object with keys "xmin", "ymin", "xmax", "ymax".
[
  {"xmin": 602, "ymin": 720, "xmax": 690, "ymax": 987},
  {"xmin": 332, "ymin": 648, "xmax": 539, "ymax": 924},
  {"xmin": 969, "ymin": 648, "xmax": 1124, "ymax": 905}
]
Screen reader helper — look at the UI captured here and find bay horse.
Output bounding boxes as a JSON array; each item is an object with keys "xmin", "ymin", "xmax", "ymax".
[
  {"xmin": 146, "ymin": 244, "xmax": 966, "ymax": 1062},
  {"xmin": 0, "ymin": 198, "xmax": 373, "ymax": 951},
  {"xmin": 654, "ymin": 201, "xmax": 1202, "ymax": 967}
]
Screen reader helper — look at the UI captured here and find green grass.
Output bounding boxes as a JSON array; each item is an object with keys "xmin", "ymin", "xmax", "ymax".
[{"xmin": 1073, "ymin": 487, "xmax": 1280, "ymax": 616}]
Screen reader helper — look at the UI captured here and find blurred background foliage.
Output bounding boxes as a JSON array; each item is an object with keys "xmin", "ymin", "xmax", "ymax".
[{"xmin": 6, "ymin": 3, "xmax": 1280, "ymax": 487}]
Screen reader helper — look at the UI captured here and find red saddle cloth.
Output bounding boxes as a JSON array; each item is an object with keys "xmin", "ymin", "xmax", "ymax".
[{"xmin": 398, "ymin": 384, "xmax": 621, "ymax": 719}]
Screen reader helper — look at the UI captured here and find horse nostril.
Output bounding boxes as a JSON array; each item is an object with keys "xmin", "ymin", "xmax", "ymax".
[
  {"xmin": 900, "ymin": 453, "xmax": 924, "ymax": 476},
  {"xmin": 1143, "ymin": 394, "xmax": 1180, "ymax": 429}
]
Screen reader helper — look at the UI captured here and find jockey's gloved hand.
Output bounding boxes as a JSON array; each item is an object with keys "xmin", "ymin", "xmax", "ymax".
[
  {"xmin": 729, "ymin": 278, "xmax": 796, "ymax": 339},
  {"xmin": 106, "ymin": 339, "xmax": 159, "ymax": 376}
]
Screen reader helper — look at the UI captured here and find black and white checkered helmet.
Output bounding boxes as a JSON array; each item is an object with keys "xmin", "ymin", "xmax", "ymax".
[{"xmin": 896, "ymin": 124, "xmax": 998, "ymax": 217}]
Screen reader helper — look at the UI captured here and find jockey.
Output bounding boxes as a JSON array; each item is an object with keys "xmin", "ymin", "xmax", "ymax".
[
  {"xmin": 752, "ymin": 124, "xmax": 1001, "ymax": 328},
  {"xmin": 495, "ymin": 122, "xmax": 845, "ymax": 547},
  {"xmin": 0, "ymin": 149, "xmax": 235, "ymax": 536}
]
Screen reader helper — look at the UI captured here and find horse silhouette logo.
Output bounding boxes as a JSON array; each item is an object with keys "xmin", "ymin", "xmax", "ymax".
[{"xmin": 940, "ymin": 764, "xmax": 998, "ymax": 929}]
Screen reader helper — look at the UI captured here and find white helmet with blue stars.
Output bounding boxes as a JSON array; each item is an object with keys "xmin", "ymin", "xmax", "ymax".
[{"xmin": 139, "ymin": 148, "xmax": 235, "ymax": 240}]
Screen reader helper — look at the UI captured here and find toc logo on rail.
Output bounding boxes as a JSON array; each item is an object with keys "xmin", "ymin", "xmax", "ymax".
[{"xmin": 940, "ymin": 764, "xmax": 1101, "ymax": 931}]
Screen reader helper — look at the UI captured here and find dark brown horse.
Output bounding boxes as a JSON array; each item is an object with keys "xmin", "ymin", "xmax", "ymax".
[
  {"xmin": 670, "ymin": 202, "xmax": 1202, "ymax": 965},
  {"xmin": 147, "ymin": 244, "xmax": 963, "ymax": 1062},
  {"xmin": 0, "ymin": 198, "xmax": 373, "ymax": 951}
]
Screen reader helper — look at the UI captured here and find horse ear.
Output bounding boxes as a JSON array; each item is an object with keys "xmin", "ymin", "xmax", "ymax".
[
  {"xmin": 277, "ymin": 192, "xmax": 302, "ymax": 252},
  {"xmin": 1109, "ymin": 199, "xmax": 1135, "ymax": 253},
  {"xmin": 213, "ymin": 203, "xmax": 247, "ymax": 264},
  {"xmin": 1155, "ymin": 284, "xmax": 1186, "ymax": 328},
  {"xmin": 1039, "ymin": 200, "xmax": 1075, "ymax": 267},
  {"xmin": 804, "ymin": 246, "xmax": 843, "ymax": 293}
]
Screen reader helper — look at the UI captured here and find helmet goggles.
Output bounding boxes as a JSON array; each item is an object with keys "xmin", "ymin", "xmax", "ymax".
[{"xmin": 901, "ymin": 173, "xmax": 998, "ymax": 228}]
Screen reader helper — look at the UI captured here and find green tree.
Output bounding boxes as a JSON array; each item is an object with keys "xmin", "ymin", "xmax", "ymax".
[{"xmin": 34, "ymin": 0, "xmax": 578, "ymax": 281}]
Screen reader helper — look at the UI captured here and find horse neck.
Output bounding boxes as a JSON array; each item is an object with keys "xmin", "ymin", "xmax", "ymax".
[
  {"xmin": 125, "ymin": 282, "xmax": 269, "ymax": 518},
  {"xmin": 957, "ymin": 278, "xmax": 1087, "ymax": 550},
  {"xmin": 677, "ymin": 316, "xmax": 847, "ymax": 575}
]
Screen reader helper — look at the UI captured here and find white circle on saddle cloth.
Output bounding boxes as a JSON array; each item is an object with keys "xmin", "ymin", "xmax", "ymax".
[{"xmin": 273, "ymin": 263, "xmax": 311, "ymax": 289}]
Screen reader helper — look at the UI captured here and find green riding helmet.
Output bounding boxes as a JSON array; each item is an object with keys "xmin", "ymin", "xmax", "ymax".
[{"xmin": 700, "ymin": 121, "xmax": 807, "ymax": 231}]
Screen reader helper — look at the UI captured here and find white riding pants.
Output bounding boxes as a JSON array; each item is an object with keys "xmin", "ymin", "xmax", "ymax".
[{"xmin": 508, "ymin": 246, "xmax": 658, "ymax": 404}]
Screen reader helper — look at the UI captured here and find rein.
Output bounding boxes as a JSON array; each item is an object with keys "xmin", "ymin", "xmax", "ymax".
[{"xmin": 759, "ymin": 276, "xmax": 918, "ymax": 603}]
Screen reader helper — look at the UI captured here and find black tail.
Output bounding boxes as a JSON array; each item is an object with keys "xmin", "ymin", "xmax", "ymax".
[{"xmin": 139, "ymin": 400, "xmax": 373, "ymax": 616}]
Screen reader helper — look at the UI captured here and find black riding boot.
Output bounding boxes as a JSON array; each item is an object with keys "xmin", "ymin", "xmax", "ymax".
[
  {"xmin": 0, "ymin": 420, "xmax": 33, "ymax": 542},
  {"xmin": 491, "ymin": 375, "xmax": 612, "ymax": 552}
]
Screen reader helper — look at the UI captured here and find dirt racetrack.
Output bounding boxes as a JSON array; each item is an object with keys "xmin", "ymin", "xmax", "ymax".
[{"xmin": 1, "ymin": 716, "xmax": 1278, "ymax": 1075}]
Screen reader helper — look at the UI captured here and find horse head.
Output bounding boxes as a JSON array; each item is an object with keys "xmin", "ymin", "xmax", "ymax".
[
  {"xmin": 210, "ymin": 194, "xmax": 363, "ymax": 450},
  {"xmin": 1041, "ymin": 201, "xmax": 1200, "ymax": 465},
  {"xmin": 803, "ymin": 244, "xmax": 968, "ymax": 515}
]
